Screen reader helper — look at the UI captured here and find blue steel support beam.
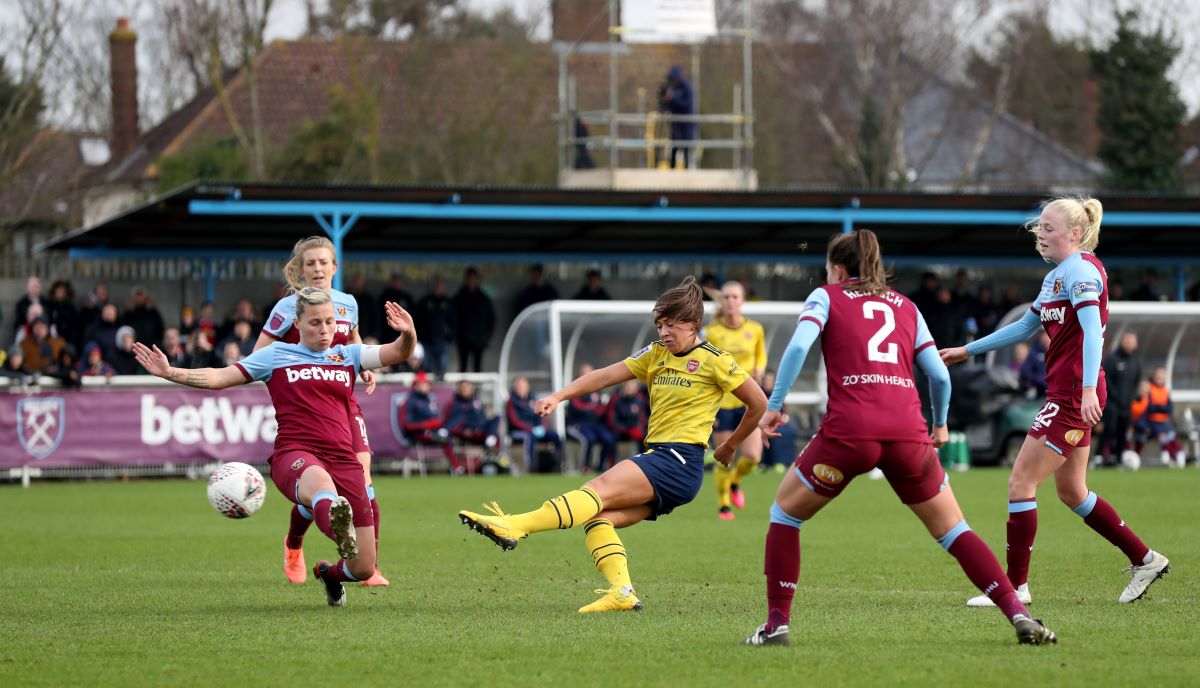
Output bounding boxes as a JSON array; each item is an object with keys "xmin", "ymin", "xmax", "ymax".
[{"xmin": 204, "ymin": 258, "xmax": 216, "ymax": 304}]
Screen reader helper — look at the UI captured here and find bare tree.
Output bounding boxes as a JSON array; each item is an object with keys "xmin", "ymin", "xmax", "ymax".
[{"xmin": 0, "ymin": 0, "xmax": 69, "ymax": 178}]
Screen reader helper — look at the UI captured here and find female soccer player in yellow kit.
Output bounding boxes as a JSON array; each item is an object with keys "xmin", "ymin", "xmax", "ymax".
[
  {"xmin": 704, "ymin": 281, "xmax": 767, "ymax": 519},
  {"xmin": 458, "ymin": 277, "xmax": 767, "ymax": 613}
]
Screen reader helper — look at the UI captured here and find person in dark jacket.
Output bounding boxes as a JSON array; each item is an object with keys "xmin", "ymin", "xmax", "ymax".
[
  {"xmin": 1018, "ymin": 332, "xmax": 1049, "ymax": 397},
  {"xmin": 452, "ymin": 267, "xmax": 496, "ymax": 373},
  {"xmin": 514, "ymin": 263, "xmax": 559, "ymax": 317},
  {"xmin": 11, "ymin": 275, "xmax": 43, "ymax": 337},
  {"xmin": 346, "ymin": 273, "xmax": 380, "ymax": 342},
  {"xmin": 121, "ymin": 286, "xmax": 165, "ymax": 350},
  {"xmin": 401, "ymin": 372, "xmax": 462, "ymax": 473},
  {"xmin": 77, "ymin": 281, "xmax": 110, "ymax": 342},
  {"xmin": 415, "ymin": 276, "xmax": 454, "ymax": 377},
  {"xmin": 659, "ymin": 65, "xmax": 695, "ymax": 169},
  {"xmin": 506, "ymin": 376, "xmax": 563, "ymax": 472},
  {"xmin": 109, "ymin": 326, "xmax": 140, "ymax": 375},
  {"xmin": 605, "ymin": 379, "xmax": 648, "ymax": 452},
  {"xmin": 84, "ymin": 303, "xmax": 122, "ymax": 364},
  {"xmin": 46, "ymin": 280, "xmax": 82, "ymax": 352},
  {"xmin": 1098, "ymin": 332, "xmax": 1142, "ymax": 466},
  {"xmin": 379, "ymin": 273, "xmax": 416, "ymax": 313},
  {"xmin": 79, "ymin": 342, "xmax": 115, "ymax": 379},
  {"xmin": 573, "ymin": 269, "xmax": 612, "ymax": 300},
  {"xmin": 445, "ymin": 380, "xmax": 500, "ymax": 448},
  {"xmin": 565, "ymin": 363, "xmax": 617, "ymax": 472}
]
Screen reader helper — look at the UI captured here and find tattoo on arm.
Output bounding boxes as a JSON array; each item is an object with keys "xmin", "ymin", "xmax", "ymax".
[{"xmin": 169, "ymin": 367, "xmax": 212, "ymax": 389}]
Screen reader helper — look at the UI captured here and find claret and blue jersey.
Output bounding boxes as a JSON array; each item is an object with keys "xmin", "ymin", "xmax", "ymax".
[
  {"xmin": 263, "ymin": 289, "xmax": 359, "ymax": 346},
  {"xmin": 235, "ymin": 342, "xmax": 365, "ymax": 458},
  {"xmin": 1030, "ymin": 251, "xmax": 1108, "ymax": 397}
]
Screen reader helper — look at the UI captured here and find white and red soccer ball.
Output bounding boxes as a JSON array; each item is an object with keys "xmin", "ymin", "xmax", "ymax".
[{"xmin": 206, "ymin": 462, "xmax": 266, "ymax": 518}]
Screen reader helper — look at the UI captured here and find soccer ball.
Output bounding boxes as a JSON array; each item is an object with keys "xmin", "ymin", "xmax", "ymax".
[
  {"xmin": 1120, "ymin": 450, "xmax": 1142, "ymax": 472},
  {"xmin": 207, "ymin": 462, "xmax": 267, "ymax": 518}
]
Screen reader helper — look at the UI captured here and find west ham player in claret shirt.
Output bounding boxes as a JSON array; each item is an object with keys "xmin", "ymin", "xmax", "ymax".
[
  {"xmin": 746, "ymin": 230, "xmax": 1056, "ymax": 647},
  {"xmin": 135, "ymin": 288, "xmax": 417, "ymax": 608},
  {"xmin": 941, "ymin": 197, "xmax": 1170, "ymax": 607},
  {"xmin": 255, "ymin": 236, "xmax": 389, "ymax": 588}
]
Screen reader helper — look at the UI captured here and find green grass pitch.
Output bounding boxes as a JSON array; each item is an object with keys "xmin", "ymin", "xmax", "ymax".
[{"xmin": 3, "ymin": 467, "xmax": 1196, "ymax": 687}]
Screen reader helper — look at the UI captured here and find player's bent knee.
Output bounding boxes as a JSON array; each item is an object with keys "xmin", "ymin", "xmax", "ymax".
[
  {"xmin": 348, "ymin": 556, "xmax": 375, "ymax": 580},
  {"xmin": 1058, "ymin": 486, "xmax": 1089, "ymax": 508}
]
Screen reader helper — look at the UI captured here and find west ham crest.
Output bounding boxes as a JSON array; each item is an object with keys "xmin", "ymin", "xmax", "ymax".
[{"xmin": 16, "ymin": 397, "xmax": 66, "ymax": 460}]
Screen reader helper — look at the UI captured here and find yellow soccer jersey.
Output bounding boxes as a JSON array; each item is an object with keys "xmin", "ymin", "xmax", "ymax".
[
  {"xmin": 702, "ymin": 318, "xmax": 766, "ymax": 410},
  {"xmin": 623, "ymin": 340, "xmax": 750, "ymax": 446}
]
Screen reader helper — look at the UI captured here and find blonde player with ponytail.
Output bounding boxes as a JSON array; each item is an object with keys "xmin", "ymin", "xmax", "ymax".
[
  {"xmin": 703, "ymin": 281, "xmax": 767, "ymax": 519},
  {"xmin": 256, "ymin": 237, "xmax": 390, "ymax": 588},
  {"xmin": 942, "ymin": 197, "xmax": 1170, "ymax": 607}
]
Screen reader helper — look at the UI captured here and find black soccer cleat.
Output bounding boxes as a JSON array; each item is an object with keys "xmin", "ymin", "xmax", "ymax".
[
  {"xmin": 1013, "ymin": 615, "xmax": 1056, "ymax": 645},
  {"xmin": 313, "ymin": 560, "xmax": 346, "ymax": 607}
]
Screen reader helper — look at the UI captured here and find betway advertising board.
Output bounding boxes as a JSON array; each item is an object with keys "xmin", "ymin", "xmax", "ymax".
[{"xmin": 1, "ymin": 384, "xmax": 450, "ymax": 468}]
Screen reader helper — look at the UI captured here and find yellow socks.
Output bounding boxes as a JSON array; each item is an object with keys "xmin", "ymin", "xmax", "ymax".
[
  {"xmin": 733, "ymin": 455, "xmax": 759, "ymax": 484},
  {"xmin": 508, "ymin": 486, "xmax": 603, "ymax": 534},
  {"xmin": 714, "ymin": 463, "xmax": 735, "ymax": 508},
  {"xmin": 584, "ymin": 518, "xmax": 631, "ymax": 589}
]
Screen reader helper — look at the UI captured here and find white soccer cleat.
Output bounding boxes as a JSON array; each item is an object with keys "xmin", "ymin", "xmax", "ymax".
[
  {"xmin": 1175, "ymin": 451, "xmax": 1187, "ymax": 469},
  {"xmin": 867, "ymin": 467, "xmax": 885, "ymax": 480},
  {"xmin": 967, "ymin": 583, "xmax": 1031, "ymax": 607},
  {"xmin": 1119, "ymin": 551, "xmax": 1170, "ymax": 603}
]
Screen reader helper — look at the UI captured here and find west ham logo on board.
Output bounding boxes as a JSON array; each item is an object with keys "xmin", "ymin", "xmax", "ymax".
[
  {"xmin": 687, "ymin": 359, "xmax": 700, "ymax": 373},
  {"xmin": 16, "ymin": 397, "xmax": 66, "ymax": 460}
]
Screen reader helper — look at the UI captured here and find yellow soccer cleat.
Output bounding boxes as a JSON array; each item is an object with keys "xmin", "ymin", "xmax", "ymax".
[
  {"xmin": 458, "ymin": 502, "xmax": 528, "ymax": 551},
  {"xmin": 578, "ymin": 586, "xmax": 643, "ymax": 614}
]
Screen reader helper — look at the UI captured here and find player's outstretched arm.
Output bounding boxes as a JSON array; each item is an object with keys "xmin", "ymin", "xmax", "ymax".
[
  {"xmin": 942, "ymin": 308, "xmax": 1042, "ymax": 365},
  {"xmin": 535, "ymin": 362, "xmax": 635, "ymax": 417},
  {"xmin": 134, "ymin": 342, "xmax": 246, "ymax": 390}
]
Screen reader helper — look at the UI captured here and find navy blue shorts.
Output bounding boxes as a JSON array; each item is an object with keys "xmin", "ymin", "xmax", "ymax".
[
  {"xmin": 714, "ymin": 407, "xmax": 746, "ymax": 432},
  {"xmin": 629, "ymin": 443, "xmax": 706, "ymax": 519}
]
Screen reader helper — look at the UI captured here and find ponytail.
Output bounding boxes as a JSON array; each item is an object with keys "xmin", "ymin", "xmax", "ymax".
[
  {"xmin": 282, "ymin": 236, "xmax": 336, "ymax": 294},
  {"xmin": 828, "ymin": 229, "xmax": 890, "ymax": 295}
]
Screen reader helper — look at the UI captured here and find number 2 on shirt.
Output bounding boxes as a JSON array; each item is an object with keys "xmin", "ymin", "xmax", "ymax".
[{"xmin": 863, "ymin": 302, "xmax": 898, "ymax": 364}]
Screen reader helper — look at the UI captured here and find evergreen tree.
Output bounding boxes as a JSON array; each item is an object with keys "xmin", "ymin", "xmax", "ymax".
[{"xmin": 1091, "ymin": 10, "xmax": 1186, "ymax": 192}]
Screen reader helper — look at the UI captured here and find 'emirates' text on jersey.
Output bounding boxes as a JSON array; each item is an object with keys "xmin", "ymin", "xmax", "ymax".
[
  {"xmin": 802, "ymin": 281, "xmax": 934, "ymax": 443},
  {"xmin": 1030, "ymin": 251, "xmax": 1108, "ymax": 399},
  {"xmin": 263, "ymin": 289, "xmax": 359, "ymax": 346},
  {"xmin": 235, "ymin": 342, "xmax": 364, "ymax": 457}
]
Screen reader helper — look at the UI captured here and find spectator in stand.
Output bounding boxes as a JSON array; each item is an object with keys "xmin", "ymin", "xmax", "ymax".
[
  {"xmin": 346, "ymin": 273, "xmax": 380, "ymax": 342},
  {"xmin": 1, "ymin": 346, "xmax": 34, "ymax": 384},
  {"xmin": 910, "ymin": 272, "xmax": 941, "ymax": 315},
  {"xmin": 1018, "ymin": 332, "xmax": 1050, "ymax": 397},
  {"xmin": 1109, "ymin": 278, "xmax": 1126, "ymax": 302},
  {"xmin": 13, "ymin": 302, "xmax": 45, "ymax": 345},
  {"xmin": 47, "ymin": 280, "xmax": 81, "ymax": 351},
  {"xmin": 379, "ymin": 273, "xmax": 416, "ymax": 313},
  {"xmin": 605, "ymin": 379, "xmax": 648, "ymax": 452},
  {"xmin": 573, "ymin": 269, "xmax": 612, "ymax": 300},
  {"xmin": 659, "ymin": 65, "xmax": 696, "ymax": 169},
  {"xmin": 445, "ymin": 380, "xmax": 501, "ymax": 450},
  {"xmin": 161, "ymin": 327, "xmax": 189, "ymax": 368},
  {"xmin": 220, "ymin": 319, "xmax": 256, "ymax": 358},
  {"xmin": 925, "ymin": 286, "xmax": 966, "ymax": 351},
  {"xmin": 217, "ymin": 298, "xmax": 259, "ymax": 344},
  {"xmin": 506, "ymin": 375, "xmax": 563, "ymax": 472},
  {"xmin": 952, "ymin": 269, "xmax": 976, "ymax": 313},
  {"xmin": 998, "ymin": 284, "xmax": 1024, "ymax": 318},
  {"xmin": 110, "ymin": 326, "xmax": 140, "ymax": 375},
  {"xmin": 122, "ymin": 286, "xmax": 165, "ymax": 350},
  {"xmin": 514, "ymin": 263, "xmax": 559, "ymax": 316},
  {"xmin": 178, "ymin": 305, "xmax": 197, "ymax": 338},
  {"xmin": 452, "ymin": 267, "xmax": 495, "ymax": 373},
  {"xmin": 1009, "ymin": 341, "xmax": 1030, "ymax": 374},
  {"xmin": 12, "ymin": 275, "xmax": 44, "ymax": 338},
  {"xmin": 221, "ymin": 340, "xmax": 243, "ymax": 367},
  {"xmin": 1098, "ymin": 332, "xmax": 1142, "ymax": 467},
  {"xmin": 400, "ymin": 371, "xmax": 463, "ymax": 474},
  {"xmin": 196, "ymin": 302, "xmax": 219, "ymax": 346},
  {"xmin": 1142, "ymin": 368, "xmax": 1186, "ymax": 468},
  {"xmin": 185, "ymin": 329, "xmax": 220, "ymax": 369},
  {"xmin": 47, "ymin": 345, "xmax": 80, "ymax": 388},
  {"xmin": 565, "ymin": 362, "xmax": 617, "ymax": 472},
  {"xmin": 415, "ymin": 275, "xmax": 454, "ymax": 377},
  {"xmin": 759, "ymin": 370, "xmax": 798, "ymax": 471},
  {"xmin": 971, "ymin": 285, "xmax": 1003, "ymax": 338},
  {"xmin": 1131, "ymin": 270, "xmax": 1161, "ymax": 302},
  {"xmin": 79, "ymin": 342, "xmax": 115, "ymax": 379},
  {"xmin": 84, "ymin": 303, "xmax": 121, "ymax": 363},
  {"xmin": 19, "ymin": 316, "xmax": 65, "ymax": 374},
  {"xmin": 77, "ymin": 281, "xmax": 109, "ymax": 340}
]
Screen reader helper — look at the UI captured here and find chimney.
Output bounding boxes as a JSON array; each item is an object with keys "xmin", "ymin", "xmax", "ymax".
[
  {"xmin": 552, "ymin": 0, "xmax": 611, "ymax": 43},
  {"xmin": 109, "ymin": 18, "xmax": 138, "ymax": 162}
]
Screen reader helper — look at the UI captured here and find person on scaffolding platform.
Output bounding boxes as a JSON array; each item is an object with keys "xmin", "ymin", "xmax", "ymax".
[{"xmin": 658, "ymin": 65, "xmax": 695, "ymax": 170}]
